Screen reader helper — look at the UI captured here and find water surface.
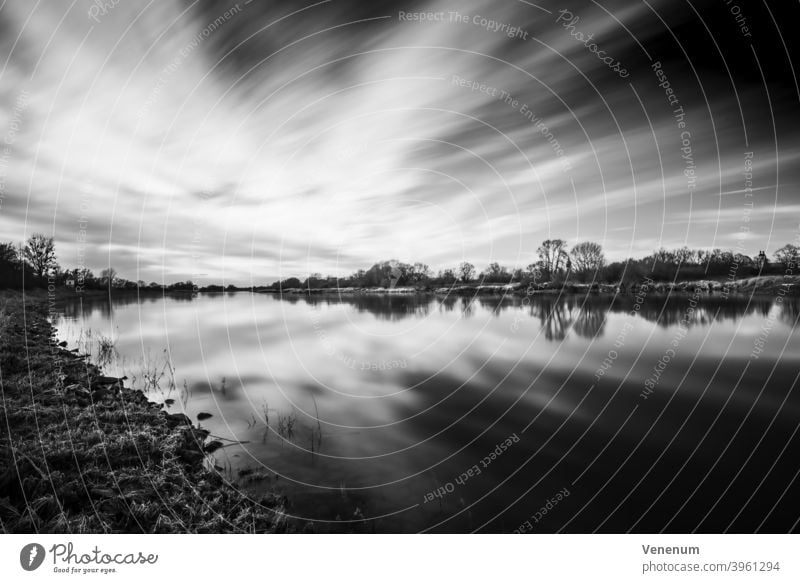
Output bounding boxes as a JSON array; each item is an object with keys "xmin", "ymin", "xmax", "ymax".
[{"xmin": 54, "ymin": 290, "xmax": 800, "ymax": 532}]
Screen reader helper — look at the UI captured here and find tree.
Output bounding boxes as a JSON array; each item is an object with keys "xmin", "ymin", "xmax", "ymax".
[
  {"xmin": 570, "ymin": 241, "xmax": 605, "ymax": 281},
  {"xmin": 536, "ymin": 239, "xmax": 568, "ymax": 279},
  {"xmin": 482, "ymin": 262, "xmax": 511, "ymax": 283},
  {"xmin": 457, "ymin": 261, "xmax": 475, "ymax": 282},
  {"xmin": 652, "ymin": 248, "xmax": 674, "ymax": 263},
  {"xmin": 674, "ymin": 246, "xmax": 694, "ymax": 264},
  {"xmin": 0, "ymin": 241, "xmax": 29, "ymax": 288},
  {"xmin": 482, "ymin": 262, "xmax": 501, "ymax": 283},
  {"xmin": 409, "ymin": 262, "xmax": 431, "ymax": 284},
  {"xmin": 362, "ymin": 260, "xmax": 409, "ymax": 287},
  {"xmin": 439, "ymin": 268, "xmax": 457, "ymax": 284},
  {"xmin": 525, "ymin": 262, "xmax": 543, "ymax": 282},
  {"xmin": 707, "ymin": 248, "xmax": 724, "ymax": 263},
  {"xmin": 303, "ymin": 272, "xmax": 325, "ymax": 289},
  {"xmin": 99, "ymin": 267, "xmax": 117, "ymax": 285},
  {"xmin": 278, "ymin": 277, "xmax": 302, "ymax": 289},
  {"xmin": 23, "ymin": 233, "xmax": 57, "ymax": 278},
  {"xmin": 0, "ymin": 242, "xmax": 19, "ymax": 263},
  {"xmin": 168, "ymin": 280, "xmax": 194, "ymax": 291},
  {"xmin": 774, "ymin": 244, "xmax": 799, "ymax": 270},
  {"xmin": 76, "ymin": 268, "xmax": 94, "ymax": 286}
]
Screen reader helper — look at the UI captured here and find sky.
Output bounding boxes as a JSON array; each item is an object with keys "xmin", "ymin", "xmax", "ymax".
[{"xmin": 0, "ymin": 0, "xmax": 798, "ymax": 285}]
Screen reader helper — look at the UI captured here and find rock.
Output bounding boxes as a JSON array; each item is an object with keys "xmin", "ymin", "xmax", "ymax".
[
  {"xmin": 197, "ymin": 412, "xmax": 213, "ymax": 421},
  {"xmin": 91, "ymin": 388, "xmax": 111, "ymax": 400},
  {"xmin": 184, "ymin": 427, "xmax": 210, "ymax": 441},
  {"xmin": 179, "ymin": 449, "xmax": 204, "ymax": 465},
  {"xmin": 203, "ymin": 440, "xmax": 224, "ymax": 453},
  {"xmin": 165, "ymin": 413, "xmax": 192, "ymax": 428},
  {"xmin": 93, "ymin": 376, "xmax": 127, "ymax": 386}
]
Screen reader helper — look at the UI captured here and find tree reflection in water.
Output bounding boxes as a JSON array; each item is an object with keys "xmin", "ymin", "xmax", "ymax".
[{"xmin": 56, "ymin": 290, "xmax": 796, "ymax": 341}]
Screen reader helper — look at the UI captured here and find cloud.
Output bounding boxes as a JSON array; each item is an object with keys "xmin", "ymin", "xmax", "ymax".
[{"xmin": 0, "ymin": 0, "xmax": 797, "ymax": 283}]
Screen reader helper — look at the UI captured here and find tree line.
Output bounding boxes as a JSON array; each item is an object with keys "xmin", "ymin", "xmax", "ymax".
[
  {"xmin": 0, "ymin": 234, "xmax": 211, "ymax": 292},
  {"xmin": 3, "ymin": 233, "xmax": 797, "ymax": 292},
  {"xmin": 271, "ymin": 238, "xmax": 799, "ymax": 290}
]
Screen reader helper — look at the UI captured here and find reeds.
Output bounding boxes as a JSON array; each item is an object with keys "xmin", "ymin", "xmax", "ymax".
[{"xmin": 95, "ymin": 333, "xmax": 117, "ymax": 366}]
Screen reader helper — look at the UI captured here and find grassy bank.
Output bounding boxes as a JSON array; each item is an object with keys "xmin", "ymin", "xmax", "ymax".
[{"xmin": 0, "ymin": 291, "xmax": 288, "ymax": 533}]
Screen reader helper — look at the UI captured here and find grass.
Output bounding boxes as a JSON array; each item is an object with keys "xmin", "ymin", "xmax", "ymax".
[
  {"xmin": 310, "ymin": 394, "xmax": 323, "ymax": 455},
  {"xmin": 276, "ymin": 411, "xmax": 297, "ymax": 441},
  {"xmin": 0, "ymin": 291, "xmax": 289, "ymax": 533},
  {"xmin": 95, "ymin": 333, "xmax": 118, "ymax": 366}
]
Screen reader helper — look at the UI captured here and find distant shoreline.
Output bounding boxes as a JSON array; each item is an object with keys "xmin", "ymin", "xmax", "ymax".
[{"xmin": 253, "ymin": 274, "xmax": 799, "ymax": 297}]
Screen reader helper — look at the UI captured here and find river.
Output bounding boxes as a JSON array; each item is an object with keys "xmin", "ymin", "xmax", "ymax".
[{"xmin": 54, "ymin": 290, "xmax": 800, "ymax": 532}]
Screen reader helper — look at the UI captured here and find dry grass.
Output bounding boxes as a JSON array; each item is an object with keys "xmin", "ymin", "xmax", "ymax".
[{"xmin": 0, "ymin": 291, "xmax": 288, "ymax": 534}]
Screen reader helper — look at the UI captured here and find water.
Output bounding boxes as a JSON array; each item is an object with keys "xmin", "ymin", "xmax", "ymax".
[{"xmin": 54, "ymin": 290, "xmax": 800, "ymax": 532}]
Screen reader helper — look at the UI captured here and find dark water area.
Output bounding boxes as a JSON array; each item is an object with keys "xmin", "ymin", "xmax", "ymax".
[{"xmin": 54, "ymin": 290, "xmax": 800, "ymax": 532}]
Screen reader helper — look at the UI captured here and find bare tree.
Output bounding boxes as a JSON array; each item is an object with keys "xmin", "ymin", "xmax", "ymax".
[
  {"xmin": 99, "ymin": 267, "xmax": 117, "ymax": 285},
  {"xmin": 570, "ymin": 241, "xmax": 605, "ymax": 280},
  {"xmin": 410, "ymin": 262, "xmax": 431, "ymax": 284},
  {"xmin": 537, "ymin": 239, "xmax": 568, "ymax": 278},
  {"xmin": 674, "ymin": 246, "xmax": 694, "ymax": 264},
  {"xmin": 23, "ymin": 233, "xmax": 57, "ymax": 277},
  {"xmin": 652, "ymin": 248, "xmax": 673, "ymax": 263},
  {"xmin": 774, "ymin": 244, "xmax": 799, "ymax": 269},
  {"xmin": 482, "ymin": 262, "xmax": 511, "ymax": 283},
  {"xmin": 439, "ymin": 268, "xmax": 457, "ymax": 284},
  {"xmin": 457, "ymin": 261, "xmax": 475, "ymax": 282}
]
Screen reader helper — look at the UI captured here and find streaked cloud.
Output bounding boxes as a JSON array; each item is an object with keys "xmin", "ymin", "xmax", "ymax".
[{"xmin": 0, "ymin": 0, "xmax": 797, "ymax": 283}]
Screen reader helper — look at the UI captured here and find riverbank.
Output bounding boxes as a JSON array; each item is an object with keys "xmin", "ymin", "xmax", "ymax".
[
  {"xmin": 0, "ymin": 290, "xmax": 288, "ymax": 533},
  {"xmin": 255, "ymin": 274, "xmax": 800, "ymax": 296}
]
